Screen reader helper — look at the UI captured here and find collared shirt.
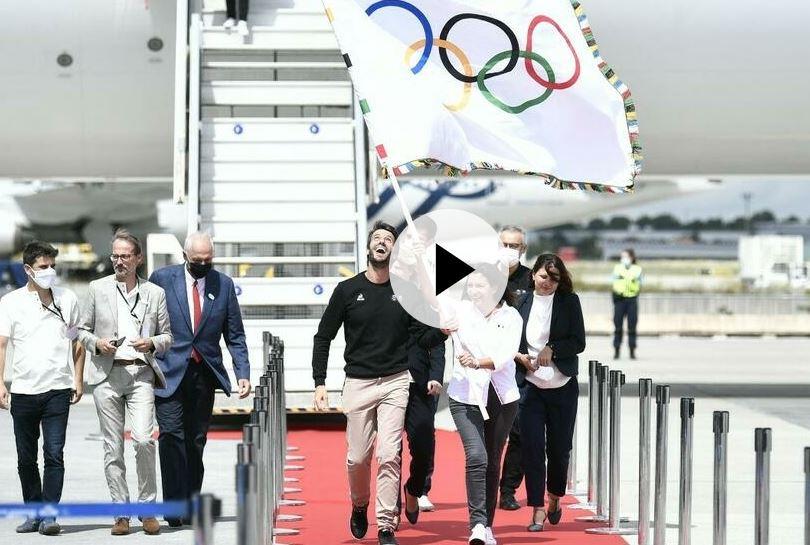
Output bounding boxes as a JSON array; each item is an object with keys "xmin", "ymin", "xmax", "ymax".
[
  {"xmin": 113, "ymin": 280, "xmax": 146, "ymax": 362},
  {"xmin": 0, "ymin": 286, "xmax": 79, "ymax": 394},
  {"xmin": 185, "ymin": 267, "xmax": 206, "ymax": 332},
  {"xmin": 524, "ymin": 293, "xmax": 570, "ymax": 389},
  {"xmin": 447, "ymin": 301, "xmax": 521, "ymax": 407}
]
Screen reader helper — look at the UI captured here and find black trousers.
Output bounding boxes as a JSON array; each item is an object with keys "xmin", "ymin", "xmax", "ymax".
[
  {"xmin": 155, "ymin": 362, "xmax": 217, "ymax": 519},
  {"xmin": 520, "ymin": 378, "xmax": 578, "ymax": 507},
  {"xmin": 225, "ymin": 0, "xmax": 249, "ymax": 20},
  {"xmin": 498, "ymin": 386, "xmax": 525, "ymax": 498},
  {"xmin": 400, "ymin": 382, "xmax": 439, "ymax": 501},
  {"xmin": 613, "ymin": 296, "xmax": 639, "ymax": 349},
  {"xmin": 10, "ymin": 389, "xmax": 71, "ymax": 504}
]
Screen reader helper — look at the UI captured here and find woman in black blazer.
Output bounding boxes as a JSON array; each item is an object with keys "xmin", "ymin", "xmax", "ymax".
[{"xmin": 513, "ymin": 254, "xmax": 585, "ymax": 531}]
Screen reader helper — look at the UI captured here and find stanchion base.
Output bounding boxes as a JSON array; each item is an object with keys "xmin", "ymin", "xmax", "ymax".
[
  {"xmin": 567, "ymin": 487, "xmax": 588, "ymax": 497},
  {"xmin": 584, "ymin": 525, "xmax": 637, "ymax": 535},
  {"xmin": 575, "ymin": 515, "xmax": 629, "ymax": 523},
  {"xmin": 568, "ymin": 502, "xmax": 596, "ymax": 510},
  {"xmin": 283, "ymin": 487, "xmax": 302, "ymax": 494},
  {"xmin": 277, "ymin": 514, "xmax": 303, "ymax": 522},
  {"xmin": 284, "ymin": 477, "xmax": 299, "ymax": 483},
  {"xmin": 279, "ymin": 499, "xmax": 305, "ymax": 507},
  {"xmin": 284, "ymin": 465, "xmax": 304, "ymax": 471},
  {"xmin": 273, "ymin": 527, "xmax": 300, "ymax": 536},
  {"xmin": 286, "ymin": 445, "xmax": 299, "ymax": 452},
  {"xmin": 285, "ymin": 455, "xmax": 305, "ymax": 462}
]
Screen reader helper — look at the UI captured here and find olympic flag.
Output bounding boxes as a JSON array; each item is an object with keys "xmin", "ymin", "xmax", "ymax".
[{"xmin": 323, "ymin": 0, "xmax": 641, "ymax": 191}]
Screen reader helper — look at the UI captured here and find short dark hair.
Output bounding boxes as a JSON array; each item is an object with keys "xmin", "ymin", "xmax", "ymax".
[
  {"xmin": 531, "ymin": 253, "xmax": 574, "ymax": 294},
  {"xmin": 112, "ymin": 228, "xmax": 142, "ymax": 255},
  {"xmin": 623, "ymin": 248, "xmax": 637, "ymax": 264},
  {"xmin": 366, "ymin": 221, "xmax": 398, "ymax": 248},
  {"xmin": 23, "ymin": 241, "xmax": 58, "ymax": 267}
]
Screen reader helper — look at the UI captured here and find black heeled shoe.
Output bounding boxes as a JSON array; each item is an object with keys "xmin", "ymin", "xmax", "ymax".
[
  {"xmin": 547, "ymin": 505, "xmax": 563, "ymax": 525},
  {"xmin": 527, "ymin": 508, "xmax": 546, "ymax": 532},
  {"xmin": 403, "ymin": 485, "xmax": 419, "ymax": 525}
]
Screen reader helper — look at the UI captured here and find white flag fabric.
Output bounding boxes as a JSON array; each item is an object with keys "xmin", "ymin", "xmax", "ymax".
[{"xmin": 323, "ymin": 0, "xmax": 641, "ymax": 192}]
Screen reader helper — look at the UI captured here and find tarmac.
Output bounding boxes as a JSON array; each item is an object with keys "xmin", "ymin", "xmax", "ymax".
[{"xmin": 1, "ymin": 335, "xmax": 809, "ymax": 544}]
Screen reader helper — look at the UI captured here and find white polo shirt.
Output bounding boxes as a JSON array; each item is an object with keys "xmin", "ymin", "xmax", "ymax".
[{"xmin": 0, "ymin": 286, "xmax": 79, "ymax": 394}]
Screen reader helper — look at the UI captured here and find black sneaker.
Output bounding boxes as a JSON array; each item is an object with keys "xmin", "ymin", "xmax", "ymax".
[
  {"xmin": 499, "ymin": 495, "xmax": 520, "ymax": 510},
  {"xmin": 16, "ymin": 518, "xmax": 41, "ymax": 533},
  {"xmin": 630, "ymin": 348, "xmax": 637, "ymax": 360},
  {"xmin": 350, "ymin": 504, "xmax": 368, "ymax": 539},
  {"xmin": 378, "ymin": 529, "xmax": 399, "ymax": 545},
  {"xmin": 614, "ymin": 347, "xmax": 620, "ymax": 359}
]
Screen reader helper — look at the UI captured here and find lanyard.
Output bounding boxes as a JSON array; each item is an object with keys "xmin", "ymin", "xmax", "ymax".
[
  {"xmin": 41, "ymin": 289, "xmax": 66, "ymax": 324},
  {"xmin": 116, "ymin": 280, "xmax": 142, "ymax": 322}
]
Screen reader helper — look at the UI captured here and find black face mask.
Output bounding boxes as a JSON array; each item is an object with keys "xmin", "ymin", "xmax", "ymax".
[{"xmin": 187, "ymin": 261, "xmax": 212, "ymax": 279}]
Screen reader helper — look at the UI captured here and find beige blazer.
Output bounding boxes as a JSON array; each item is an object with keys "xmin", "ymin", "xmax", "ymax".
[{"xmin": 78, "ymin": 275, "xmax": 172, "ymax": 388}]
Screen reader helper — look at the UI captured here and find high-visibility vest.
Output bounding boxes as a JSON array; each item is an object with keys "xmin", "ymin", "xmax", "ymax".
[{"xmin": 612, "ymin": 263, "xmax": 642, "ymax": 298}]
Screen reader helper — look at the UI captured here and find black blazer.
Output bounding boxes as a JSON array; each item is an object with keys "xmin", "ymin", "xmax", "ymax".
[
  {"xmin": 515, "ymin": 290, "xmax": 586, "ymax": 385},
  {"xmin": 408, "ymin": 334, "xmax": 446, "ymax": 389}
]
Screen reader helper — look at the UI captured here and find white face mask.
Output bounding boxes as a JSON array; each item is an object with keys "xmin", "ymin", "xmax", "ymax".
[
  {"xmin": 28, "ymin": 267, "xmax": 57, "ymax": 290},
  {"xmin": 500, "ymin": 247, "xmax": 520, "ymax": 268},
  {"xmin": 621, "ymin": 256, "xmax": 632, "ymax": 267}
]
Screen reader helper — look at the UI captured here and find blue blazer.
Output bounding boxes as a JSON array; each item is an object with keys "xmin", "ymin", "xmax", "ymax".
[{"xmin": 149, "ymin": 264, "xmax": 250, "ymax": 397}]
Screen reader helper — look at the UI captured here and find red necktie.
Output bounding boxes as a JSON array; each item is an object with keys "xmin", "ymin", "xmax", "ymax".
[{"xmin": 191, "ymin": 280, "xmax": 203, "ymax": 364}]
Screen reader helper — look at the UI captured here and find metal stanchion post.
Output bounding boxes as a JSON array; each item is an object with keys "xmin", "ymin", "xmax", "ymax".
[
  {"xmin": 254, "ymin": 386, "xmax": 269, "ymax": 545},
  {"xmin": 755, "ymin": 428, "xmax": 772, "ymax": 545},
  {"xmin": 236, "ymin": 442, "xmax": 258, "ymax": 545},
  {"xmin": 192, "ymin": 493, "xmax": 221, "ymax": 545},
  {"xmin": 587, "ymin": 371, "xmax": 635, "ymax": 535},
  {"xmin": 678, "ymin": 398, "xmax": 695, "ymax": 545},
  {"xmin": 573, "ymin": 361, "xmax": 600, "ymax": 510},
  {"xmin": 576, "ymin": 364, "xmax": 609, "ymax": 522},
  {"xmin": 804, "ymin": 447, "xmax": 809, "ymax": 545},
  {"xmin": 713, "ymin": 412, "xmax": 729, "ymax": 545},
  {"xmin": 638, "ymin": 378, "xmax": 653, "ymax": 545},
  {"xmin": 653, "ymin": 385, "xmax": 671, "ymax": 545}
]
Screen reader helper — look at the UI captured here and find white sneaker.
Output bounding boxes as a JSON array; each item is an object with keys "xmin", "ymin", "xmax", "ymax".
[
  {"xmin": 417, "ymin": 495, "xmax": 435, "ymax": 512},
  {"xmin": 469, "ymin": 523, "xmax": 486, "ymax": 545},
  {"xmin": 223, "ymin": 17, "xmax": 236, "ymax": 29},
  {"xmin": 236, "ymin": 20, "xmax": 249, "ymax": 36},
  {"xmin": 484, "ymin": 527, "xmax": 497, "ymax": 545}
]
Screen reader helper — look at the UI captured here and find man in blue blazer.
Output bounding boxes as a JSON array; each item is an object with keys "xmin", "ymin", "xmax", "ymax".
[{"xmin": 148, "ymin": 232, "xmax": 251, "ymax": 526}]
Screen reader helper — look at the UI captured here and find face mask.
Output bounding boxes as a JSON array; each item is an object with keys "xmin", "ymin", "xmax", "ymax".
[
  {"xmin": 187, "ymin": 261, "xmax": 212, "ymax": 279},
  {"xmin": 621, "ymin": 257, "xmax": 632, "ymax": 267},
  {"xmin": 500, "ymin": 247, "xmax": 520, "ymax": 267},
  {"xmin": 28, "ymin": 267, "xmax": 57, "ymax": 290}
]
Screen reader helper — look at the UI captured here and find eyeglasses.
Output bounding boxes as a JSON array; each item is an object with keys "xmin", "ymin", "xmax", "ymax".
[
  {"xmin": 502, "ymin": 243, "xmax": 523, "ymax": 250},
  {"xmin": 110, "ymin": 254, "xmax": 135, "ymax": 262}
]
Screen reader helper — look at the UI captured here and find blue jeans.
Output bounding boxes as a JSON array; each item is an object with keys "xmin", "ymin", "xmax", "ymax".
[{"xmin": 10, "ymin": 389, "xmax": 71, "ymax": 503}]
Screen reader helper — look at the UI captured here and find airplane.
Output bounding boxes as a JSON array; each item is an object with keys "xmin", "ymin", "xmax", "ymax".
[{"xmin": 1, "ymin": 0, "xmax": 808, "ymax": 257}]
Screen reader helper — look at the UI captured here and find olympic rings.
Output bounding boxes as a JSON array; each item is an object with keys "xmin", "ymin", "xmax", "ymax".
[
  {"xmin": 366, "ymin": 0, "xmax": 433, "ymax": 74},
  {"xmin": 405, "ymin": 38, "xmax": 472, "ymax": 111},
  {"xmin": 439, "ymin": 14, "xmax": 519, "ymax": 84},
  {"xmin": 525, "ymin": 15, "xmax": 580, "ymax": 90},
  {"xmin": 478, "ymin": 50, "xmax": 555, "ymax": 114},
  {"xmin": 363, "ymin": 1, "xmax": 580, "ymax": 114}
]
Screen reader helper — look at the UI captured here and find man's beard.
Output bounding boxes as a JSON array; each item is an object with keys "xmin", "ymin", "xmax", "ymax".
[{"xmin": 369, "ymin": 254, "xmax": 390, "ymax": 269}]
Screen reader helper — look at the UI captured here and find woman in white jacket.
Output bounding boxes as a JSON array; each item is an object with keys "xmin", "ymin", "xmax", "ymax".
[{"xmin": 445, "ymin": 263, "xmax": 522, "ymax": 545}]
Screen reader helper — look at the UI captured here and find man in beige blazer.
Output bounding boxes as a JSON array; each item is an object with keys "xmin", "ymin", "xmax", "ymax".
[{"xmin": 78, "ymin": 230, "xmax": 172, "ymax": 536}]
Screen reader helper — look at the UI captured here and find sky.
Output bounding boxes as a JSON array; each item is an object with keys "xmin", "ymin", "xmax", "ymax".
[{"xmin": 605, "ymin": 180, "xmax": 810, "ymax": 222}]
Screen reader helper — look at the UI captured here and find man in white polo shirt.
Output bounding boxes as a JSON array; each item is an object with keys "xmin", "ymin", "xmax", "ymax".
[{"xmin": 0, "ymin": 241, "xmax": 85, "ymax": 536}]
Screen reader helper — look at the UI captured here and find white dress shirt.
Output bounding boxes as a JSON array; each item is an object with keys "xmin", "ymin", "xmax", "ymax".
[
  {"xmin": 447, "ymin": 300, "xmax": 522, "ymax": 407},
  {"xmin": 0, "ymin": 286, "xmax": 79, "ymax": 394},
  {"xmin": 185, "ymin": 268, "xmax": 206, "ymax": 331},
  {"xmin": 525, "ymin": 292, "xmax": 570, "ymax": 389},
  {"xmin": 113, "ymin": 281, "xmax": 146, "ymax": 362}
]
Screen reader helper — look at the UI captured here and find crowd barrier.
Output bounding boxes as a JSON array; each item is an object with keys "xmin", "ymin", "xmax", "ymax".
[
  {"xmin": 235, "ymin": 332, "xmax": 303, "ymax": 545},
  {"xmin": 564, "ymin": 358, "xmax": 810, "ymax": 545}
]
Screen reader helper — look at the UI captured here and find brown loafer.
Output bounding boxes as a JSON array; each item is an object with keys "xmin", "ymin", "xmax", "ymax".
[
  {"xmin": 142, "ymin": 517, "xmax": 161, "ymax": 535},
  {"xmin": 111, "ymin": 518, "xmax": 130, "ymax": 536}
]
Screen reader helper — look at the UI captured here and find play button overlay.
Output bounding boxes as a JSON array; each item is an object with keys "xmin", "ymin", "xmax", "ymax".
[
  {"xmin": 435, "ymin": 244, "xmax": 475, "ymax": 295},
  {"xmin": 389, "ymin": 210, "xmax": 508, "ymax": 329}
]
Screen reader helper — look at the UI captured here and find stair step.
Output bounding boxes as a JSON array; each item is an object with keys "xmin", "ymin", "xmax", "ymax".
[
  {"xmin": 202, "ymin": 81, "xmax": 352, "ymax": 106},
  {"xmin": 202, "ymin": 27, "xmax": 338, "ymax": 50}
]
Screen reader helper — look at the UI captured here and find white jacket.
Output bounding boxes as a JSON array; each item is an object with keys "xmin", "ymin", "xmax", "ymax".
[{"xmin": 447, "ymin": 301, "xmax": 521, "ymax": 407}]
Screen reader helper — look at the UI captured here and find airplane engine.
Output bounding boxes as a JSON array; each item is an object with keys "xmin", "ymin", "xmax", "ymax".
[{"xmin": 0, "ymin": 220, "xmax": 22, "ymax": 256}]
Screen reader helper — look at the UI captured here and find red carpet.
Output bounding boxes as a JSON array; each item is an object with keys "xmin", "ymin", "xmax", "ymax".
[{"xmin": 275, "ymin": 428, "xmax": 629, "ymax": 545}]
